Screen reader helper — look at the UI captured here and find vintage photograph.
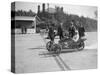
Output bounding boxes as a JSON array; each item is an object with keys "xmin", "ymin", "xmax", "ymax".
[{"xmin": 11, "ymin": 1, "xmax": 98, "ymax": 73}]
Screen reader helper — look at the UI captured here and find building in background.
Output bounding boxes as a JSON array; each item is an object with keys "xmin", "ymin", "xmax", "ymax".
[
  {"xmin": 11, "ymin": 15, "xmax": 42, "ymax": 34},
  {"xmin": 11, "ymin": 2, "xmax": 43, "ymax": 34}
]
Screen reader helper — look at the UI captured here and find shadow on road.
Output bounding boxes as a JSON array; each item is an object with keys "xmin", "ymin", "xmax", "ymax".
[
  {"xmin": 29, "ymin": 47, "xmax": 45, "ymax": 50},
  {"xmin": 39, "ymin": 51, "xmax": 57, "ymax": 58},
  {"xmin": 39, "ymin": 49, "xmax": 79, "ymax": 58},
  {"xmin": 28, "ymin": 45, "xmax": 45, "ymax": 50},
  {"xmin": 39, "ymin": 50, "xmax": 71, "ymax": 70}
]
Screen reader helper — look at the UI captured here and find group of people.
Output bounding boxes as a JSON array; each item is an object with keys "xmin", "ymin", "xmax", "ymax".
[
  {"xmin": 47, "ymin": 20, "xmax": 85, "ymax": 42},
  {"xmin": 68, "ymin": 21, "xmax": 85, "ymax": 42},
  {"xmin": 21, "ymin": 26, "xmax": 27, "ymax": 34}
]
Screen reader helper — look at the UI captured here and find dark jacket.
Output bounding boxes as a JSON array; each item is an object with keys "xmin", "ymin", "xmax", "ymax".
[
  {"xmin": 48, "ymin": 26, "xmax": 55, "ymax": 41},
  {"xmin": 57, "ymin": 26, "xmax": 63, "ymax": 35},
  {"xmin": 68, "ymin": 25, "xmax": 75, "ymax": 38},
  {"xmin": 78, "ymin": 26, "xmax": 85, "ymax": 37}
]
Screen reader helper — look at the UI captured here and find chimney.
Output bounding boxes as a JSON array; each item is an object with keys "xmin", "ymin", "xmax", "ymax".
[
  {"xmin": 47, "ymin": 3, "xmax": 49, "ymax": 11},
  {"xmin": 42, "ymin": 3, "xmax": 45, "ymax": 12},
  {"xmin": 38, "ymin": 5, "xmax": 40, "ymax": 13},
  {"xmin": 61, "ymin": 7, "xmax": 63, "ymax": 12}
]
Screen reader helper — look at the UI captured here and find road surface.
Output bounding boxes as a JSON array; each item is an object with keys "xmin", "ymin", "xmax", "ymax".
[{"xmin": 15, "ymin": 32, "xmax": 97, "ymax": 73}]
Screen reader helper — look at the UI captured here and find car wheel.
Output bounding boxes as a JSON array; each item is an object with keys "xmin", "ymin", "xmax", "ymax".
[
  {"xmin": 52, "ymin": 44, "xmax": 61, "ymax": 55},
  {"xmin": 46, "ymin": 41, "xmax": 53, "ymax": 51},
  {"xmin": 78, "ymin": 41, "xmax": 85, "ymax": 51}
]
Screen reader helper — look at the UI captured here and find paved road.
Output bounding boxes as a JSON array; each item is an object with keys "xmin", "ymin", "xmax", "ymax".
[{"xmin": 15, "ymin": 32, "xmax": 97, "ymax": 73}]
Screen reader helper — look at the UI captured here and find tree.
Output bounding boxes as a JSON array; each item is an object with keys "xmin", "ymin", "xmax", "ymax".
[
  {"xmin": 94, "ymin": 10, "xmax": 98, "ymax": 19},
  {"xmin": 15, "ymin": 10, "xmax": 36, "ymax": 16}
]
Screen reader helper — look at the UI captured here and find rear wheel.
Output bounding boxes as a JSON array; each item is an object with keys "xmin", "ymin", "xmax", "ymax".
[
  {"xmin": 52, "ymin": 44, "xmax": 61, "ymax": 55},
  {"xmin": 77, "ymin": 41, "xmax": 85, "ymax": 51}
]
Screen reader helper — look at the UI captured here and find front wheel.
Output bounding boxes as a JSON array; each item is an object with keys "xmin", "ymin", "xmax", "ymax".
[
  {"xmin": 77, "ymin": 41, "xmax": 85, "ymax": 51},
  {"xmin": 46, "ymin": 41, "xmax": 53, "ymax": 51}
]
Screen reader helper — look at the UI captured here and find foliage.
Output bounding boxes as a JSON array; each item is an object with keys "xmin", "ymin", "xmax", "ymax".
[
  {"xmin": 14, "ymin": 10, "xmax": 36, "ymax": 16},
  {"xmin": 12, "ymin": 7, "xmax": 97, "ymax": 32}
]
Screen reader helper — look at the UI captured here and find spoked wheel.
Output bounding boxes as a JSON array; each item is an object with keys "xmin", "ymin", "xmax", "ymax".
[
  {"xmin": 52, "ymin": 44, "xmax": 62, "ymax": 55},
  {"xmin": 46, "ymin": 41, "xmax": 53, "ymax": 51},
  {"xmin": 77, "ymin": 41, "xmax": 85, "ymax": 51}
]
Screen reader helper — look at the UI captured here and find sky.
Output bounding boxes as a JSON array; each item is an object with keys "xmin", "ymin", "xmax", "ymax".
[{"xmin": 12, "ymin": 1, "xmax": 97, "ymax": 19}]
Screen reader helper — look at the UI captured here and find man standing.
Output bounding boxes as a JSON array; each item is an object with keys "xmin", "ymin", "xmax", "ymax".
[
  {"xmin": 68, "ymin": 21, "xmax": 76, "ymax": 38},
  {"xmin": 78, "ymin": 23, "xmax": 85, "ymax": 39},
  {"xmin": 25, "ymin": 27, "xmax": 27, "ymax": 34},
  {"xmin": 21, "ymin": 26, "xmax": 24, "ymax": 34},
  {"xmin": 57, "ymin": 23, "xmax": 63, "ymax": 40},
  {"xmin": 48, "ymin": 25, "xmax": 55, "ymax": 42}
]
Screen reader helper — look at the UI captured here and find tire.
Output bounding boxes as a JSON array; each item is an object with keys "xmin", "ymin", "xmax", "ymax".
[
  {"xmin": 46, "ymin": 41, "xmax": 53, "ymax": 51},
  {"xmin": 52, "ymin": 44, "xmax": 61, "ymax": 55},
  {"xmin": 77, "ymin": 41, "xmax": 85, "ymax": 51}
]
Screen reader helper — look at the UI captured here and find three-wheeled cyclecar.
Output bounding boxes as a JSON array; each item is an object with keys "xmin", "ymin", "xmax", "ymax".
[{"xmin": 46, "ymin": 33, "xmax": 86, "ymax": 55}]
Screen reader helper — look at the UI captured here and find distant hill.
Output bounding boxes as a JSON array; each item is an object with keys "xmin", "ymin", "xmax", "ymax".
[{"xmin": 62, "ymin": 14, "xmax": 97, "ymax": 32}]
